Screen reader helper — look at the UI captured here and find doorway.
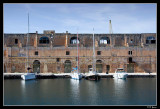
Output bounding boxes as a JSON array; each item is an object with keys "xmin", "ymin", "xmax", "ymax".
[
  {"xmin": 106, "ymin": 65, "xmax": 110, "ymax": 74},
  {"xmin": 96, "ymin": 60, "xmax": 103, "ymax": 73},
  {"xmin": 127, "ymin": 63, "xmax": 134, "ymax": 73},
  {"xmin": 33, "ymin": 60, "xmax": 40, "ymax": 73},
  {"xmin": 64, "ymin": 60, "xmax": 71, "ymax": 73}
]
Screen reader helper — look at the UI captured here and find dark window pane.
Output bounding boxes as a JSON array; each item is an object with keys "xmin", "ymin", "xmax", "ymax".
[
  {"xmin": 66, "ymin": 51, "xmax": 70, "ymax": 55},
  {"xmin": 39, "ymin": 36, "xmax": 49, "ymax": 44},
  {"xmin": 151, "ymin": 40, "xmax": 156, "ymax": 44},
  {"xmin": 97, "ymin": 51, "xmax": 101, "ymax": 55},
  {"xmin": 146, "ymin": 40, "xmax": 149, "ymax": 44},
  {"xmin": 15, "ymin": 39, "xmax": 18, "ymax": 44},
  {"xmin": 57, "ymin": 58, "xmax": 60, "ymax": 62},
  {"xmin": 35, "ymin": 51, "xmax": 38, "ymax": 55}
]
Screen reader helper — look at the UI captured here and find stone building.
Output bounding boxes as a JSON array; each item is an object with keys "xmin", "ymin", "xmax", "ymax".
[{"xmin": 3, "ymin": 30, "xmax": 156, "ymax": 73}]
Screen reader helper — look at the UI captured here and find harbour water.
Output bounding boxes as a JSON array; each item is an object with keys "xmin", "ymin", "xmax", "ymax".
[{"xmin": 4, "ymin": 78, "xmax": 156, "ymax": 106}]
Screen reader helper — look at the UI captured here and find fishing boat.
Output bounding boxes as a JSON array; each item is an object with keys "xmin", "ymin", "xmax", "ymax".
[
  {"xmin": 85, "ymin": 28, "xmax": 100, "ymax": 81},
  {"xmin": 113, "ymin": 68, "xmax": 128, "ymax": 79},
  {"xmin": 70, "ymin": 30, "xmax": 82, "ymax": 80},
  {"xmin": 21, "ymin": 13, "xmax": 36, "ymax": 80}
]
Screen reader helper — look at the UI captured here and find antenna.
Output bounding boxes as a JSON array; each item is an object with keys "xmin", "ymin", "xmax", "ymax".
[{"xmin": 109, "ymin": 20, "xmax": 113, "ymax": 34}]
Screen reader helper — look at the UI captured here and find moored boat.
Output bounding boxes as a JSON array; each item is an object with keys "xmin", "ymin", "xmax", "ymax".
[
  {"xmin": 70, "ymin": 68, "xmax": 82, "ymax": 80},
  {"xmin": 85, "ymin": 28, "xmax": 100, "ymax": 81},
  {"xmin": 85, "ymin": 68, "xmax": 100, "ymax": 81},
  {"xmin": 21, "ymin": 13, "xmax": 36, "ymax": 80},
  {"xmin": 113, "ymin": 68, "xmax": 128, "ymax": 79},
  {"xmin": 21, "ymin": 73, "xmax": 36, "ymax": 80}
]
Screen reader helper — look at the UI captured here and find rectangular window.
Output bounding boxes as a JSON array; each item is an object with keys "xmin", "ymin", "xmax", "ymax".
[
  {"xmin": 15, "ymin": 39, "xmax": 18, "ymax": 44},
  {"xmin": 66, "ymin": 51, "xmax": 70, "ymax": 55},
  {"xmin": 97, "ymin": 51, "xmax": 101, "ymax": 55},
  {"xmin": 56, "ymin": 58, "xmax": 60, "ymax": 62},
  {"xmin": 128, "ymin": 51, "xmax": 132, "ymax": 55},
  {"xmin": 35, "ymin": 51, "xmax": 38, "ymax": 55}
]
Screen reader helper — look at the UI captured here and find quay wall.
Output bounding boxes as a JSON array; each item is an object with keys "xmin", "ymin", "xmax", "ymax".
[{"xmin": 4, "ymin": 73, "xmax": 157, "ymax": 79}]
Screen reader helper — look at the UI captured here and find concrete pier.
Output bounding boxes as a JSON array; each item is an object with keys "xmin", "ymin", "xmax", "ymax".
[{"xmin": 4, "ymin": 73, "xmax": 156, "ymax": 79}]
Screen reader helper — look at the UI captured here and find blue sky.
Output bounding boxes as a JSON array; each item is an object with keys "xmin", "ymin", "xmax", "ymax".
[{"xmin": 4, "ymin": 3, "xmax": 156, "ymax": 33}]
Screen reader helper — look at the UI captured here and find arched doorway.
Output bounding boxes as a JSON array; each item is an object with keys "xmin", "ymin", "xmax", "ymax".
[
  {"xmin": 33, "ymin": 60, "xmax": 40, "ymax": 73},
  {"xmin": 64, "ymin": 60, "xmax": 71, "ymax": 73},
  {"xmin": 96, "ymin": 60, "xmax": 103, "ymax": 73}
]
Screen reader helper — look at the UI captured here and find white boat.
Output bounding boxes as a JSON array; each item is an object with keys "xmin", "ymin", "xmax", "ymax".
[
  {"xmin": 70, "ymin": 29, "xmax": 82, "ymax": 80},
  {"xmin": 21, "ymin": 13, "xmax": 36, "ymax": 80},
  {"xmin": 113, "ymin": 68, "xmax": 128, "ymax": 79},
  {"xmin": 70, "ymin": 68, "xmax": 82, "ymax": 80}
]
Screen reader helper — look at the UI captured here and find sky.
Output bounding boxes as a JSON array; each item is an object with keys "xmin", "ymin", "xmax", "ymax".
[{"xmin": 4, "ymin": 3, "xmax": 156, "ymax": 34}]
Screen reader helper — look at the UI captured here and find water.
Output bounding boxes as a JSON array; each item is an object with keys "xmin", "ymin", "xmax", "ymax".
[{"xmin": 4, "ymin": 78, "xmax": 156, "ymax": 106}]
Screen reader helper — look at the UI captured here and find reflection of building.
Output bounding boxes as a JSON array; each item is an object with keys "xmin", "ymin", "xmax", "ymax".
[{"xmin": 3, "ymin": 30, "xmax": 156, "ymax": 73}]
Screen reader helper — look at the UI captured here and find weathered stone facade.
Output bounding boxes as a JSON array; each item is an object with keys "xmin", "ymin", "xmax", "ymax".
[{"xmin": 3, "ymin": 30, "xmax": 156, "ymax": 73}]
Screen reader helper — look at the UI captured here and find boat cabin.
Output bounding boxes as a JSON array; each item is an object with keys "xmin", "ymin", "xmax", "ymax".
[{"xmin": 115, "ymin": 68, "xmax": 125, "ymax": 73}]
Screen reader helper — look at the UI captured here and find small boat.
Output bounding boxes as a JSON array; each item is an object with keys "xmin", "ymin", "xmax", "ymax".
[
  {"xmin": 85, "ymin": 28, "xmax": 100, "ymax": 81},
  {"xmin": 21, "ymin": 67, "xmax": 36, "ymax": 80},
  {"xmin": 21, "ymin": 72, "xmax": 36, "ymax": 80},
  {"xmin": 85, "ymin": 68, "xmax": 100, "ymax": 81},
  {"xmin": 70, "ymin": 29, "xmax": 82, "ymax": 80},
  {"xmin": 21, "ymin": 13, "xmax": 36, "ymax": 80},
  {"xmin": 70, "ymin": 67, "xmax": 82, "ymax": 80},
  {"xmin": 113, "ymin": 68, "xmax": 128, "ymax": 79}
]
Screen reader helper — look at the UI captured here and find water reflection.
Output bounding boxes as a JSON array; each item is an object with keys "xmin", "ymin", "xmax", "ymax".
[
  {"xmin": 21, "ymin": 80, "xmax": 37, "ymax": 89},
  {"xmin": 20, "ymin": 80, "xmax": 37, "ymax": 102},
  {"xmin": 4, "ymin": 78, "xmax": 156, "ymax": 105},
  {"xmin": 70, "ymin": 79, "xmax": 80, "ymax": 104},
  {"xmin": 85, "ymin": 80, "xmax": 99, "ymax": 105},
  {"xmin": 113, "ymin": 78, "xmax": 128, "ymax": 104}
]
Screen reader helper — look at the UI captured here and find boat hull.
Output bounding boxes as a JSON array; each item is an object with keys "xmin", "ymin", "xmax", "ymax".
[
  {"xmin": 85, "ymin": 74, "xmax": 100, "ymax": 81},
  {"xmin": 113, "ymin": 73, "xmax": 128, "ymax": 79},
  {"xmin": 71, "ymin": 73, "xmax": 82, "ymax": 80},
  {"xmin": 21, "ymin": 73, "xmax": 36, "ymax": 80}
]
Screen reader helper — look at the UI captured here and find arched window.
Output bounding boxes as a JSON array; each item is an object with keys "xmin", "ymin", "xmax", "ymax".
[
  {"xmin": 100, "ymin": 37, "xmax": 110, "ymax": 44},
  {"xmin": 70, "ymin": 37, "xmax": 79, "ymax": 44},
  {"xmin": 146, "ymin": 36, "xmax": 156, "ymax": 44},
  {"xmin": 39, "ymin": 36, "xmax": 49, "ymax": 44}
]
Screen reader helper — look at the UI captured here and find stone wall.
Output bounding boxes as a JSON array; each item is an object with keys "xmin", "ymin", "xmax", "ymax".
[{"xmin": 3, "ymin": 31, "xmax": 156, "ymax": 73}]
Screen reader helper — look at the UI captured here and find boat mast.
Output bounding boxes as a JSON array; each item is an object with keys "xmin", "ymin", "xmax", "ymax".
[
  {"xmin": 26, "ymin": 13, "xmax": 29, "ymax": 73},
  {"xmin": 93, "ymin": 28, "xmax": 96, "ymax": 73},
  {"xmin": 77, "ymin": 29, "xmax": 79, "ymax": 73}
]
